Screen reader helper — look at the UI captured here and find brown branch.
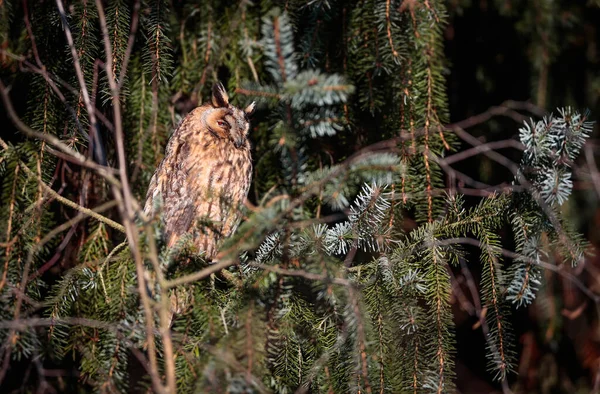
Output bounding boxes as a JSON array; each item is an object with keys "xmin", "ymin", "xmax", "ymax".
[
  {"xmin": 0, "ymin": 164, "xmax": 19, "ymax": 294},
  {"xmin": 93, "ymin": 1, "xmax": 170, "ymax": 393},
  {"xmin": 273, "ymin": 14, "xmax": 287, "ymax": 82},
  {"xmin": 584, "ymin": 144, "xmax": 600, "ymax": 198},
  {"xmin": 349, "ymin": 286, "xmax": 373, "ymax": 394},
  {"xmin": 249, "ymin": 263, "xmax": 352, "ymax": 286},
  {"xmin": 0, "ymin": 81, "xmax": 119, "ymax": 184},
  {"xmin": 55, "ymin": 0, "xmax": 100, "ymax": 142},
  {"xmin": 385, "ymin": 0, "xmax": 399, "ymax": 59},
  {"xmin": 0, "ymin": 49, "xmax": 117, "ymax": 134},
  {"xmin": 117, "ymin": 0, "xmax": 140, "ymax": 91},
  {"xmin": 165, "ymin": 258, "xmax": 240, "ymax": 288},
  {"xmin": 22, "ymin": 0, "xmax": 43, "ymax": 66},
  {"xmin": 448, "ymin": 125, "xmax": 520, "ymax": 175},
  {"xmin": 480, "ymin": 232, "xmax": 508, "ymax": 378},
  {"xmin": 29, "ymin": 200, "xmax": 120, "ymax": 281},
  {"xmin": 439, "ymin": 237, "xmax": 599, "ymax": 303},
  {"xmin": 443, "ymin": 139, "xmax": 524, "ymax": 165},
  {"xmin": 234, "ymin": 87, "xmax": 282, "ymax": 99},
  {"xmin": 0, "ymin": 137, "xmax": 124, "ymax": 233}
]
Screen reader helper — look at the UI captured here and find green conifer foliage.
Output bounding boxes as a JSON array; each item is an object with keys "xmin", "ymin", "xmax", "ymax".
[{"xmin": 0, "ymin": 1, "xmax": 596, "ymax": 393}]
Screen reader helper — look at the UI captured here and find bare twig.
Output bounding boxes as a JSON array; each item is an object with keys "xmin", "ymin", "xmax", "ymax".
[
  {"xmin": 117, "ymin": 0, "xmax": 141, "ymax": 92},
  {"xmin": 55, "ymin": 0, "xmax": 99, "ymax": 134},
  {"xmin": 447, "ymin": 125, "xmax": 520, "ymax": 175},
  {"xmin": 438, "ymin": 237, "xmax": 599, "ymax": 303},
  {"xmin": 443, "ymin": 139, "xmax": 524, "ymax": 165},
  {"xmin": 248, "ymin": 263, "xmax": 352, "ymax": 286},
  {"xmin": 93, "ymin": 1, "xmax": 172, "ymax": 392},
  {"xmin": 0, "ymin": 81, "xmax": 119, "ymax": 184},
  {"xmin": 584, "ymin": 144, "xmax": 600, "ymax": 198},
  {"xmin": 165, "ymin": 258, "xmax": 241, "ymax": 289},
  {"xmin": 0, "ymin": 137, "xmax": 124, "ymax": 233},
  {"xmin": 29, "ymin": 200, "xmax": 119, "ymax": 281},
  {"xmin": 0, "ymin": 49, "xmax": 117, "ymax": 133}
]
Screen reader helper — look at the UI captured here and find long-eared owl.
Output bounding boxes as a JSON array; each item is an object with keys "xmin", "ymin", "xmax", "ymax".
[{"xmin": 144, "ymin": 82, "xmax": 255, "ymax": 260}]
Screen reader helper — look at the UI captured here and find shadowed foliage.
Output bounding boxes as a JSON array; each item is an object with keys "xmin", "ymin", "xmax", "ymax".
[{"xmin": 0, "ymin": 1, "xmax": 599, "ymax": 393}]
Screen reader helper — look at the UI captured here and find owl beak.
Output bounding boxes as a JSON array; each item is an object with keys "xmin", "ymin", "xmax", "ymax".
[{"xmin": 234, "ymin": 137, "xmax": 244, "ymax": 149}]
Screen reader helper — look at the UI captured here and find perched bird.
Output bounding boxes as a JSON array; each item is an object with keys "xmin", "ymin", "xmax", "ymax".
[{"xmin": 144, "ymin": 82, "xmax": 255, "ymax": 260}]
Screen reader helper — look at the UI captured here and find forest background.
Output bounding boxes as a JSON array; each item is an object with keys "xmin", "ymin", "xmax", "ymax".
[{"xmin": 0, "ymin": 0, "xmax": 600, "ymax": 393}]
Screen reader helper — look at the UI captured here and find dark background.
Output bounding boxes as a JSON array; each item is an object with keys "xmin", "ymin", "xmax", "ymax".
[{"xmin": 447, "ymin": 2, "xmax": 600, "ymax": 392}]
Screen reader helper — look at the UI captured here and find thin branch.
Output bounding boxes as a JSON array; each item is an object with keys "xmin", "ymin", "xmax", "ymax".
[
  {"xmin": 0, "ymin": 81, "xmax": 119, "ymax": 184},
  {"xmin": 439, "ymin": 237, "xmax": 599, "ymax": 303},
  {"xmin": 443, "ymin": 139, "xmax": 524, "ymax": 165},
  {"xmin": 165, "ymin": 258, "xmax": 240, "ymax": 288},
  {"xmin": 94, "ymin": 1, "xmax": 171, "ymax": 392},
  {"xmin": 249, "ymin": 263, "xmax": 352, "ymax": 286},
  {"xmin": 584, "ymin": 144, "xmax": 600, "ymax": 198},
  {"xmin": 447, "ymin": 125, "xmax": 520, "ymax": 175},
  {"xmin": 55, "ymin": 0, "xmax": 99, "ymax": 134},
  {"xmin": 0, "ymin": 137, "xmax": 124, "ymax": 232},
  {"xmin": 30, "ymin": 201, "xmax": 120, "ymax": 281},
  {"xmin": 117, "ymin": 0, "xmax": 141, "ymax": 92},
  {"xmin": 0, "ymin": 49, "xmax": 116, "ymax": 133}
]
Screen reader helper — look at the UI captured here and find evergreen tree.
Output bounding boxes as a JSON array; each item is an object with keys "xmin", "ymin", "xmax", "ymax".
[{"xmin": 0, "ymin": 1, "xmax": 598, "ymax": 393}]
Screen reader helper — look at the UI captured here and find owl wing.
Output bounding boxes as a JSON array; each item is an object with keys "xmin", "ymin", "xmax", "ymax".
[{"xmin": 144, "ymin": 115, "xmax": 199, "ymax": 249}]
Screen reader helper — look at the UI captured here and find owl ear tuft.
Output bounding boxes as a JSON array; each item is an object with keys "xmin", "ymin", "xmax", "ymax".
[
  {"xmin": 244, "ymin": 101, "xmax": 256, "ymax": 116},
  {"xmin": 211, "ymin": 82, "xmax": 229, "ymax": 108}
]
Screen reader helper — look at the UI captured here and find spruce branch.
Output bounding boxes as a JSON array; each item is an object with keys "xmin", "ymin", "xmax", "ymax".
[
  {"xmin": 0, "ymin": 80, "xmax": 119, "ymax": 184},
  {"xmin": 94, "ymin": 0, "xmax": 172, "ymax": 391},
  {"xmin": 0, "ymin": 137, "xmax": 124, "ymax": 233},
  {"xmin": 439, "ymin": 237, "xmax": 599, "ymax": 303},
  {"xmin": 0, "ymin": 0, "xmax": 596, "ymax": 390},
  {"xmin": 117, "ymin": 0, "xmax": 141, "ymax": 92},
  {"xmin": 55, "ymin": 0, "xmax": 102, "ymax": 151}
]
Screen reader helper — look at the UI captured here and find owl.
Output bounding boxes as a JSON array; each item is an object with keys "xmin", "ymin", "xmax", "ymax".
[{"xmin": 144, "ymin": 82, "xmax": 255, "ymax": 260}]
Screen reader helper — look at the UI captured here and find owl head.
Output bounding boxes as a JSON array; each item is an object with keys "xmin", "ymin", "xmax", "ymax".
[{"xmin": 204, "ymin": 82, "xmax": 256, "ymax": 149}]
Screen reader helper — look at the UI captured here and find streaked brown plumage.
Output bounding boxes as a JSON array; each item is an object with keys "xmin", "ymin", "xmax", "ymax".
[{"xmin": 144, "ymin": 82, "xmax": 255, "ymax": 259}]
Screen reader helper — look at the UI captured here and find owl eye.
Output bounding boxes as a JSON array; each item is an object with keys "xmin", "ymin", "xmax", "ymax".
[{"xmin": 217, "ymin": 120, "xmax": 228, "ymax": 128}]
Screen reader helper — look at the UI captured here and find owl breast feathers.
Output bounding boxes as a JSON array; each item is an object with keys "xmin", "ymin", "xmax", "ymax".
[{"xmin": 144, "ymin": 82, "xmax": 256, "ymax": 260}]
